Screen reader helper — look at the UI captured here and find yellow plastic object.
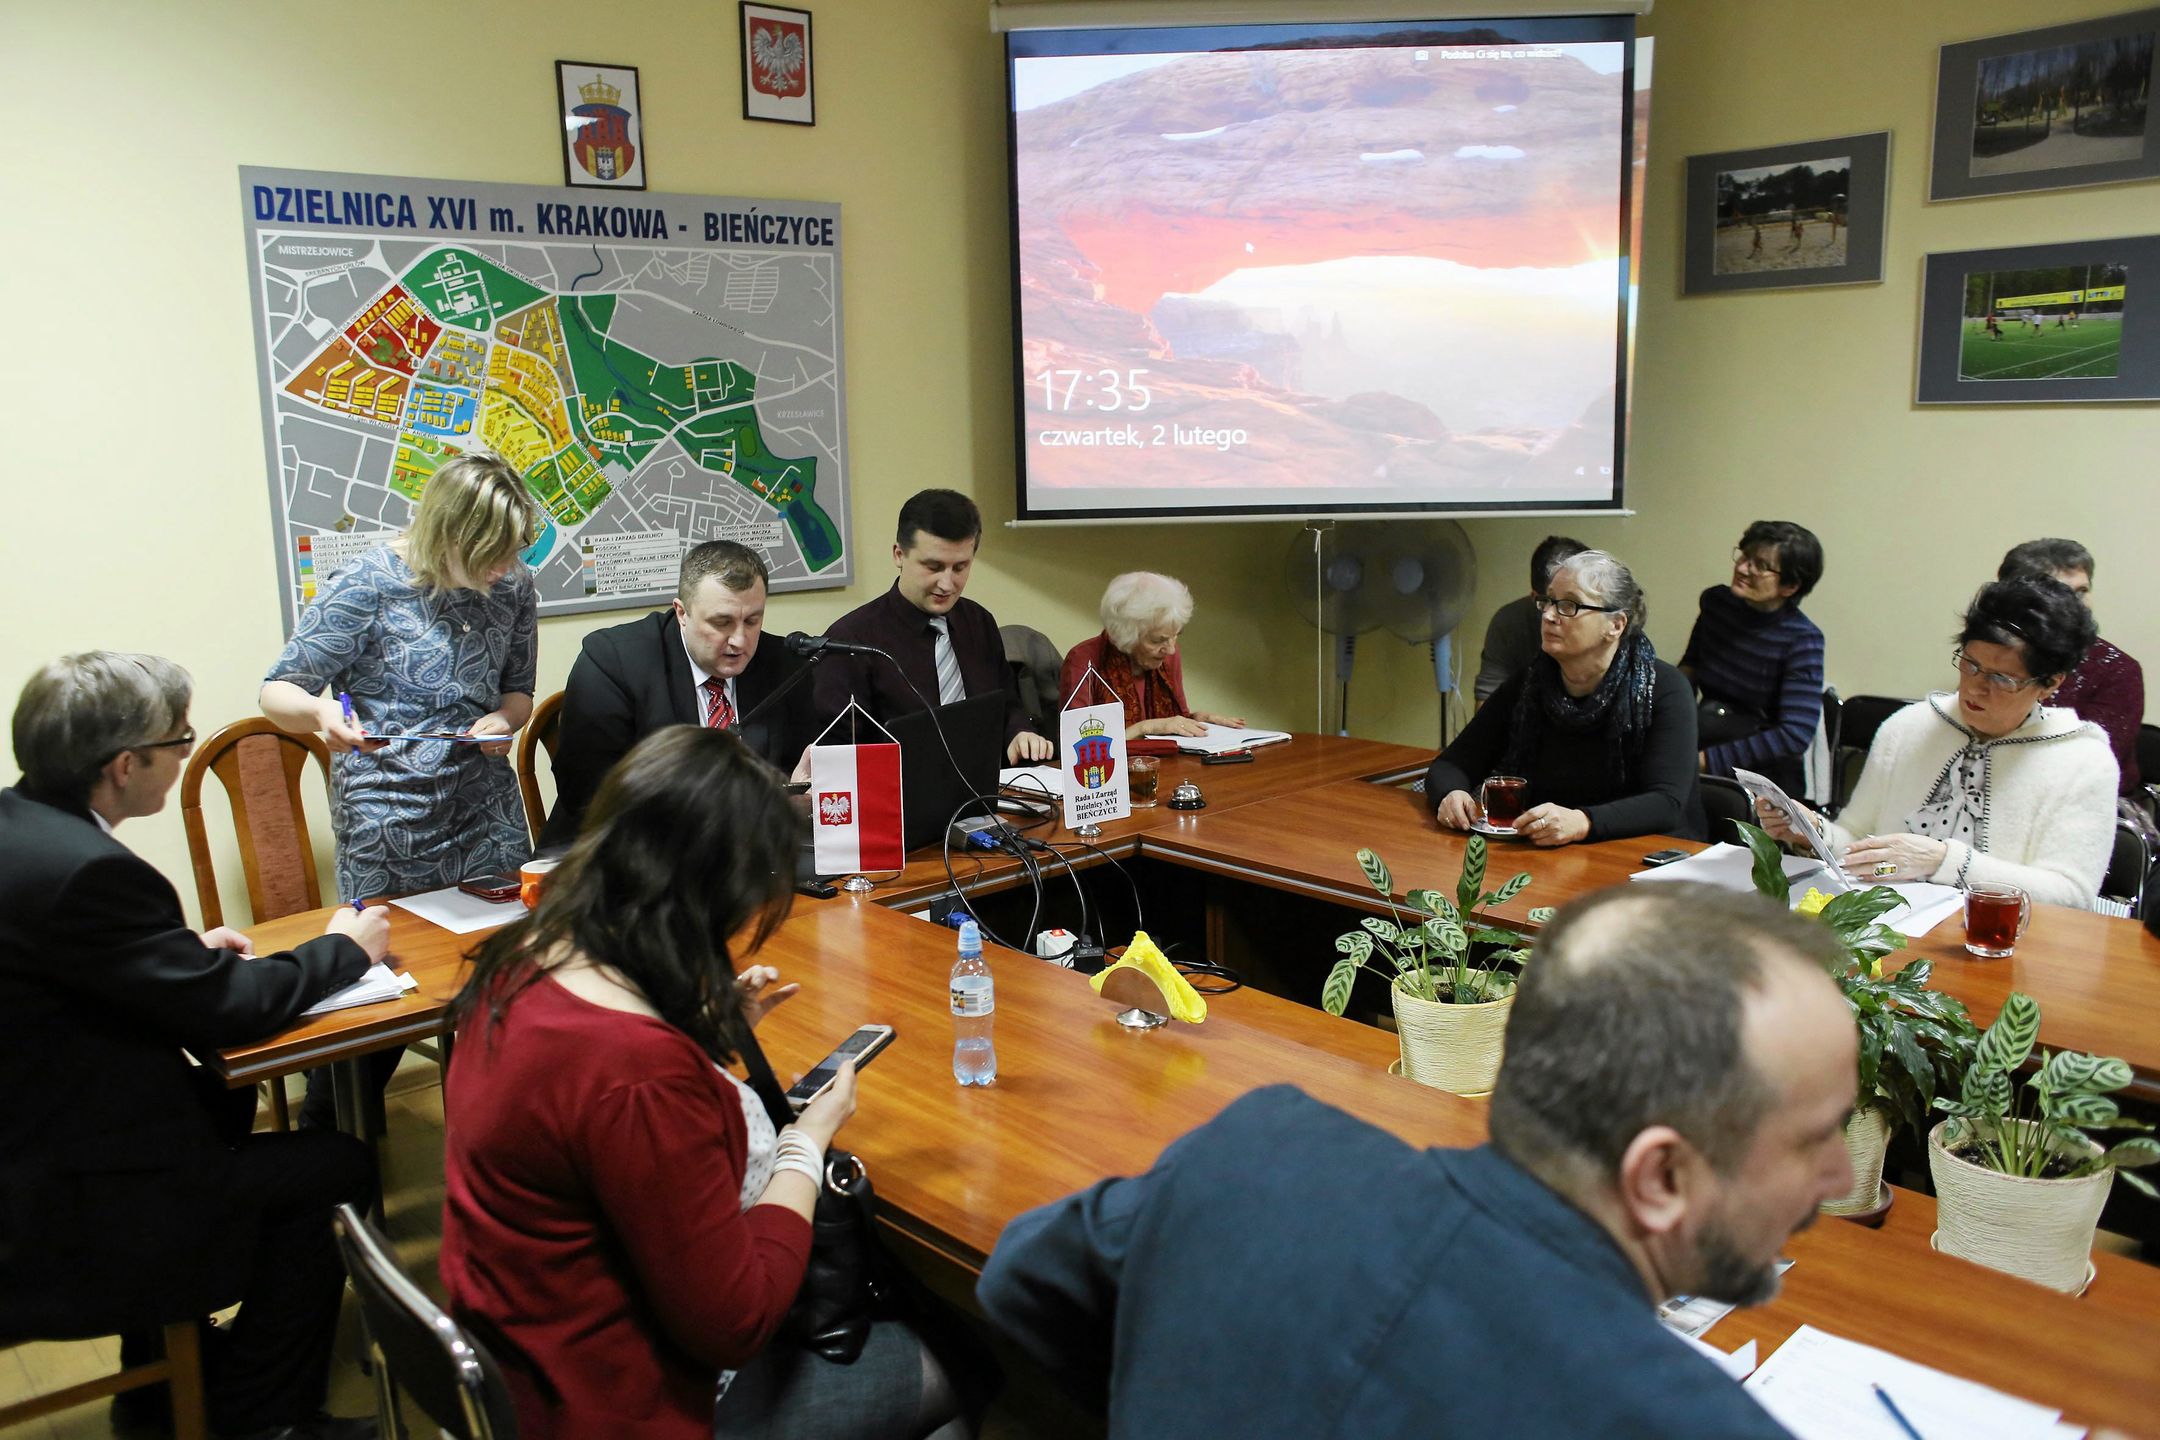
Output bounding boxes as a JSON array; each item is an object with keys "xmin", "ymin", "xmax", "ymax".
[{"xmin": 1090, "ymin": 930, "xmax": 1207, "ymax": 1023}]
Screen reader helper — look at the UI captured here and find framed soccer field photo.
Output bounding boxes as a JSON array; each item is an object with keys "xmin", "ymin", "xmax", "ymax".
[
  {"xmin": 1929, "ymin": 7, "xmax": 2159, "ymax": 201},
  {"xmin": 1682, "ymin": 132, "xmax": 1889, "ymax": 295},
  {"xmin": 1916, "ymin": 234, "xmax": 2160, "ymax": 404}
]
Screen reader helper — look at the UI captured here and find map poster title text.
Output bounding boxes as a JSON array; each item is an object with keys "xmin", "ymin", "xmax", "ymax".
[{"xmin": 249, "ymin": 180, "xmax": 835, "ymax": 248}]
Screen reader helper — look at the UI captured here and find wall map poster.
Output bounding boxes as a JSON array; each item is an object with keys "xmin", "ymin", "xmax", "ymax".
[{"xmin": 239, "ymin": 166, "xmax": 849, "ymax": 632}]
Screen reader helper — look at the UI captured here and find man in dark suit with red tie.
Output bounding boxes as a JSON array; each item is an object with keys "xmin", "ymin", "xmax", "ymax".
[{"xmin": 542, "ymin": 540, "xmax": 813, "ymax": 849}]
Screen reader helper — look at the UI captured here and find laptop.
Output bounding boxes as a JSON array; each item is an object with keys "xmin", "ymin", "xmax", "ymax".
[{"xmin": 885, "ymin": 692, "xmax": 1009, "ymax": 852}]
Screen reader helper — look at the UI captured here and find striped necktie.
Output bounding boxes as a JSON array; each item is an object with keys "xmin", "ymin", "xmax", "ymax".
[
  {"xmin": 927, "ymin": 617, "xmax": 966, "ymax": 705},
  {"xmin": 702, "ymin": 676, "xmax": 736, "ymax": 729}
]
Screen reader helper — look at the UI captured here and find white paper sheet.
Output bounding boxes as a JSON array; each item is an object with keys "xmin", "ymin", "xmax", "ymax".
[
  {"xmin": 300, "ymin": 963, "xmax": 418, "ymax": 1017},
  {"xmin": 389, "ymin": 886, "xmax": 526, "ymax": 934},
  {"xmin": 1656, "ymin": 1259, "xmax": 1793, "ymax": 1339},
  {"xmin": 1628, "ymin": 844, "xmax": 1962, "ymax": 938},
  {"xmin": 1677, "ymin": 1331, "xmax": 1758, "ymax": 1381},
  {"xmin": 1743, "ymin": 1325, "xmax": 2075, "ymax": 1440}
]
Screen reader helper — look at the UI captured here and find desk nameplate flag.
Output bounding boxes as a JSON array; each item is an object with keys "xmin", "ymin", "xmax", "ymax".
[
  {"xmin": 1060, "ymin": 667, "xmax": 1130, "ymax": 834},
  {"xmin": 809, "ymin": 741, "xmax": 904, "ymax": 876}
]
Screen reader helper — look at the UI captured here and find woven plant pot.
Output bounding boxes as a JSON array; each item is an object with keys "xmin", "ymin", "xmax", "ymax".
[
  {"xmin": 1822, "ymin": 1106, "xmax": 1892, "ymax": 1216},
  {"xmin": 1391, "ymin": 980, "xmax": 1512, "ymax": 1096},
  {"xmin": 1928, "ymin": 1118, "xmax": 2110, "ymax": 1294}
]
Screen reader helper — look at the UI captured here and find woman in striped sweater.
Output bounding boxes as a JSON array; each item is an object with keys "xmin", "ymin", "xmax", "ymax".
[{"xmin": 1680, "ymin": 520, "xmax": 1826, "ymax": 796}]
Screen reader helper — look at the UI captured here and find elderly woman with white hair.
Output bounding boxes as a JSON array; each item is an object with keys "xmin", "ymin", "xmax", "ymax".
[
  {"xmin": 1060, "ymin": 572, "xmax": 1246, "ymax": 741},
  {"xmin": 1427, "ymin": 550, "xmax": 1704, "ymax": 846}
]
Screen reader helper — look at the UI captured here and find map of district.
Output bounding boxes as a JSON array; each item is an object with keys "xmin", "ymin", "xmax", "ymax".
[{"xmin": 243, "ymin": 172, "xmax": 849, "ymax": 630}]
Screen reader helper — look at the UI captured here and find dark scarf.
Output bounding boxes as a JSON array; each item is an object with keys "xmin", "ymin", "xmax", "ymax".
[{"xmin": 1502, "ymin": 629, "xmax": 1661, "ymax": 789}]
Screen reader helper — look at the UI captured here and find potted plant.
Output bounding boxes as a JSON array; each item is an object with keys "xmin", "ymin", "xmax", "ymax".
[
  {"xmin": 1737, "ymin": 823, "xmax": 1978, "ymax": 1217},
  {"xmin": 1928, "ymin": 990, "xmax": 2158, "ymax": 1293},
  {"xmin": 1320, "ymin": 835, "xmax": 1551, "ymax": 1095}
]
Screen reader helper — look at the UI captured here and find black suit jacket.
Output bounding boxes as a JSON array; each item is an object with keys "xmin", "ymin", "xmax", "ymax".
[
  {"xmin": 541, "ymin": 609, "xmax": 813, "ymax": 849},
  {"xmin": 0, "ymin": 785, "xmax": 365, "ymax": 1337}
]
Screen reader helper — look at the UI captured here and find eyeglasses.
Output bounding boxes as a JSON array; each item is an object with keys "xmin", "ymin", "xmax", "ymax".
[
  {"xmin": 133, "ymin": 729, "xmax": 197, "ymax": 760},
  {"xmin": 1533, "ymin": 596, "xmax": 1621, "ymax": 619},
  {"xmin": 1731, "ymin": 547, "xmax": 1782, "ymax": 577},
  {"xmin": 1951, "ymin": 650, "xmax": 2044, "ymax": 693}
]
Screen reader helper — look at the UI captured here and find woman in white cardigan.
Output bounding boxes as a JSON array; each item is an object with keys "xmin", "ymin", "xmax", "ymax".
[{"xmin": 1760, "ymin": 576, "xmax": 2117, "ymax": 908}]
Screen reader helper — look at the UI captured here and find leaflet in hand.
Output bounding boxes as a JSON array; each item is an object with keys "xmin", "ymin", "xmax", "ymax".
[
  {"xmin": 1731, "ymin": 768, "xmax": 1847, "ymax": 890},
  {"xmin": 1172, "ymin": 722, "xmax": 1292, "ymax": 756},
  {"xmin": 301, "ymin": 962, "xmax": 418, "ymax": 1017}
]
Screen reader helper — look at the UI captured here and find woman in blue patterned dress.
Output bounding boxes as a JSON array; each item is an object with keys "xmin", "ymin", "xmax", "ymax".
[
  {"xmin": 261, "ymin": 453, "xmax": 540, "ymax": 901},
  {"xmin": 261, "ymin": 453, "xmax": 539, "ymax": 1128}
]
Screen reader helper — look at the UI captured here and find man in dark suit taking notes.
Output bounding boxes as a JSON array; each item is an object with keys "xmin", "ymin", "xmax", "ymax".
[
  {"xmin": 0, "ymin": 652, "xmax": 389, "ymax": 1440},
  {"xmin": 979, "ymin": 883, "xmax": 1857, "ymax": 1439},
  {"xmin": 542, "ymin": 539, "xmax": 813, "ymax": 848}
]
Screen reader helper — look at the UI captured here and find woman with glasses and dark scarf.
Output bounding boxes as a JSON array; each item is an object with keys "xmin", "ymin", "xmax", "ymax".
[
  {"xmin": 1427, "ymin": 551, "xmax": 1704, "ymax": 846},
  {"xmin": 1680, "ymin": 521, "xmax": 1826, "ymax": 796},
  {"xmin": 1758, "ymin": 577, "xmax": 2117, "ymax": 908}
]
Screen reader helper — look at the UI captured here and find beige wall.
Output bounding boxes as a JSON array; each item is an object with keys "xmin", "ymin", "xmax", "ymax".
[{"xmin": 4, "ymin": 0, "xmax": 2153, "ymax": 924}]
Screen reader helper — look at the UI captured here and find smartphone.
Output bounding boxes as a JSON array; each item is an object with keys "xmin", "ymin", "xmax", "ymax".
[
  {"xmin": 458, "ymin": 872, "xmax": 524, "ymax": 902},
  {"xmin": 1201, "ymin": 750, "xmax": 1254, "ymax": 765},
  {"xmin": 1640, "ymin": 849, "xmax": 1691, "ymax": 868},
  {"xmin": 786, "ymin": 1024, "xmax": 897, "ymax": 1111}
]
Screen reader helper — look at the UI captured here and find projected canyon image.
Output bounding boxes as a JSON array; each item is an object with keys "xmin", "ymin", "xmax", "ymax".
[{"xmin": 1013, "ymin": 36, "xmax": 1640, "ymax": 514}]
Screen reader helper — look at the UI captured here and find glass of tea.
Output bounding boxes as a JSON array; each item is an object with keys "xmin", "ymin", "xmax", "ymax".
[
  {"xmin": 1479, "ymin": 775, "xmax": 1529, "ymax": 829},
  {"xmin": 1129, "ymin": 754, "xmax": 1160, "ymax": 807},
  {"xmin": 1963, "ymin": 882, "xmax": 2030, "ymax": 958}
]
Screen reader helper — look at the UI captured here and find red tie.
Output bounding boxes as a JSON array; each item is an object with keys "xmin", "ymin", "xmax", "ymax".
[{"xmin": 703, "ymin": 677, "xmax": 735, "ymax": 729}]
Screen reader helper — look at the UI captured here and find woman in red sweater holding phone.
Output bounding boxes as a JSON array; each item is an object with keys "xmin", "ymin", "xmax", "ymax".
[{"xmin": 439, "ymin": 727, "xmax": 962, "ymax": 1439}]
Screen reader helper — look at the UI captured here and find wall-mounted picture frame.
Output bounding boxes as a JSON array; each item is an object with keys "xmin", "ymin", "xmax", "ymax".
[
  {"xmin": 1682, "ymin": 132, "xmax": 1889, "ymax": 295},
  {"xmin": 1916, "ymin": 233, "xmax": 2160, "ymax": 404},
  {"xmin": 557, "ymin": 61, "xmax": 647, "ymax": 190},
  {"xmin": 1929, "ymin": 7, "xmax": 2158, "ymax": 201},
  {"xmin": 742, "ymin": 3, "xmax": 815, "ymax": 126}
]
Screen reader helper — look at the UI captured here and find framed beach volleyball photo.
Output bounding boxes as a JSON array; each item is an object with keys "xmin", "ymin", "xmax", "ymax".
[
  {"xmin": 557, "ymin": 61, "xmax": 647, "ymax": 190},
  {"xmin": 1682, "ymin": 132, "xmax": 1889, "ymax": 295},
  {"xmin": 1916, "ymin": 233, "xmax": 2160, "ymax": 404},
  {"xmin": 742, "ymin": 3, "xmax": 815, "ymax": 125},
  {"xmin": 1929, "ymin": 7, "xmax": 2159, "ymax": 201}
]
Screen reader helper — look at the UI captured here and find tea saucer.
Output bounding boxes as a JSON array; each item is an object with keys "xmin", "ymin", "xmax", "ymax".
[{"xmin": 1469, "ymin": 819, "xmax": 1527, "ymax": 838}]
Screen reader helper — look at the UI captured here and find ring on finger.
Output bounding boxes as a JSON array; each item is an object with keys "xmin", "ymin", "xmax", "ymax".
[{"xmin": 1872, "ymin": 861, "xmax": 1898, "ymax": 878}]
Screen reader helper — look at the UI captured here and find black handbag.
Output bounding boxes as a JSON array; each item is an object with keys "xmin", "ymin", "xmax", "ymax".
[
  {"xmin": 734, "ymin": 1025, "xmax": 893, "ymax": 1364},
  {"xmin": 1696, "ymin": 695, "xmax": 1767, "ymax": 747}
]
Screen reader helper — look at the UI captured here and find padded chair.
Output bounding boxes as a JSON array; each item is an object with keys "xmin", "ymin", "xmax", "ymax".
[
  {"xmin": 1001, "ymin": 624, "xmax": 1064, "ymax": 739},
  {"xmin": 0, "ymin": 1322, "xmax": 207, "ymax": 1439},
  {"xmin": 1830, "ymin": 694, "xmax": 1912, "ymax": 814},
  {"xmin": 2100, "ymin": 820, "xmax": 2152, "ymax": 920},
  {"xmin": 2138, "ymin": 723, "xmax": 2160, "ymax": 815},
  {"xmin": 515, "ymin": 690, "xmax": 566, "ymax": 846},
  {"xmin": 182, "ymin": 717, "xmax": 335, "ymax": 1131},
  {"xmin": 333, "ymin": 1204, "xmax": 519, "ymax": 1440},
  {"xmin": 1699, "ymin": 775, "xmax": 1754, "ymax": 847}
]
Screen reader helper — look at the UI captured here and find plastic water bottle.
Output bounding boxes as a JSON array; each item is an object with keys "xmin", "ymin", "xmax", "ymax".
[{"xmin": 950, "ymin": 920, "xmax": 997, "ymax": 1086}]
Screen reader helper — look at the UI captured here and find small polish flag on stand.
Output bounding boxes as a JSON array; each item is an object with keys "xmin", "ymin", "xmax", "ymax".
[{"xmin": 809, "ymin": 742, "xmax": 904, "ymax": 874}]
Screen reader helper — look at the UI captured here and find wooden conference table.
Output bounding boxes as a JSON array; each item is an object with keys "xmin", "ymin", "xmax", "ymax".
[
  {"xmin": 1142, "ymin": 775, "xmax": 2160, "ymax": 1092},
  {"xmin": 227, "ymin": 892, "xmax": 2160, "ymax": 1434}
]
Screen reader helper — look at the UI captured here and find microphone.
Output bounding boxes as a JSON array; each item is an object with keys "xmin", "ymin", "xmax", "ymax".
[{"xmin": 785, "ymin": 631, "xmax": 883, "ymax": 659}]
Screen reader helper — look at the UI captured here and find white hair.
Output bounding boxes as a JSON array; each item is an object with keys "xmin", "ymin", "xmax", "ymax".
[
  {"xmin": 1549, "ymin": 550, "xmax": 1646, "ymax": 630},
  {"xmin": 1100, "ymin": 571, "xmax": 1195, "ymax": 652}
]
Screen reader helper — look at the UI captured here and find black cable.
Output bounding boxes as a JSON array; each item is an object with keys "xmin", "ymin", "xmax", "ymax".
[
  {"xmin": 1046, "ymin": 835, "xmax": 1144, "ymax": 939},
  {"xmin": 1026, "ymin": 838, "xmax": 1092, "ymax": 949},
  {"xmin": 937, "ymin": 794, "xmax": 1035, "ymax": 956}
]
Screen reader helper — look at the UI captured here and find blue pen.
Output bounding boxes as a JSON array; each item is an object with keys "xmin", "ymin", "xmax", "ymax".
[
  {"xmin": 338, "ymin": 691, "xmax": 357, "ymax": 726},
  {"xmin": 1871, "ymin": 1383, "xmax": 1925, "ymax": 1440},
  {"xmin": 350, "ymin": 899, "xmax": 366, "ymax": 914}
]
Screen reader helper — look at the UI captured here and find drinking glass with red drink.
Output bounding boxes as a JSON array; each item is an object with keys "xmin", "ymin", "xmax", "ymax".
[
  {"xmin": 1963, "ymin": 882, "xmax": 2030, "ymax": 959},
  {"xmin": 1480, "ymin": 775, "xmax": 1529, "ymax": 829}
]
